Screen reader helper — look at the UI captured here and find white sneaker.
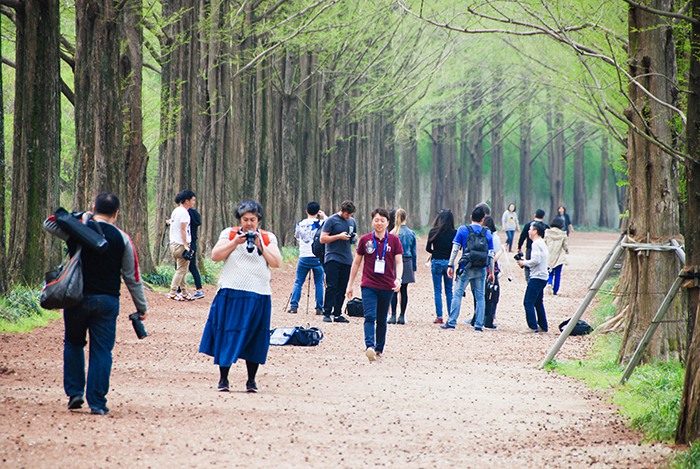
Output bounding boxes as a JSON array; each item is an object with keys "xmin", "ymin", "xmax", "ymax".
[{"xmin": 365, "ymin": 347, "xmax": 376, "ymax": 362}]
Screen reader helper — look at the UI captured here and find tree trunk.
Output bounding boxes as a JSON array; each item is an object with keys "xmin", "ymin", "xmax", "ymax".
[
  {"xmin": 9, "ymin": 0, "xmax": 61, "ymax": 284},
  {"xmin": 572, "ymin": 124, "xmax": 587, "ymax": 226},
  {"xmin": 599, "ymin": 135, "xmax": 610, "ymax": 228},
  {"xmin": 491, "ymin": 108, "xmax": 504, "ymax": 219},
  {"xmin": 399, "ymin": 124, "xmax": 419, "ymax": 222},
  {"xmin": 430, "ymin": 122, "xmax": 459, "ymax": 222},
  {"xmin": 617, "ymin": 0, "xmax": 684, "ymax": 365},
  {"xmin": 547, "ymin": 106, "xmax": 565, "ymax": 220},
  {"xmin": 118, "ymin": 0, "xmax": 154, "ymax": 273},
  {"xmin": 519, "ymin": 105, "xmax": 532, "ymax": 222},
  {"xmin": 74, "ymin": 0, "xmax": 124, "ymax": 209},
  {"xmin": 676, "ymin": 0, "xmax": 700, "ymax": 444},
  {"xmin": 0, "ymin": 25, "xmax": 7, "ymax": 294}
]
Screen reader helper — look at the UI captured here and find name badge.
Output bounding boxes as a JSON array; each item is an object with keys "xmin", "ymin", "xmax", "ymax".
[{"xmin": 374, "ymin": 259, "xmax": 386, "ymax": 274}]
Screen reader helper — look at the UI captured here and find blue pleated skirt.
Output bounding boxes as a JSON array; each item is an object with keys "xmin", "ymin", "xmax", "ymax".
[{"xmin": 199, "ymin": 288, "xmax": 271, "ymax": 366}]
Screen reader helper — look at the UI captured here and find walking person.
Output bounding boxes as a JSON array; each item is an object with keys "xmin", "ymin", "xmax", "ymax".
[
  {"xmin": 545, "ymin": 216, "xmax": 569, "ymax": 296},
  {"xmin": 389, "ymin": 209, "xmax": 416, "ymax": 325},
  {"xmin": 557, "ymin": 205, "xmax": 575, "ymax": 236},
  {"xmin": 187, "ymin": 202, "xmax": 205, "ymax": 299},
  {"xmin": 320, "ymin": 200, "xmax": 357, "ymax": 323},
  {"xmin": 517, "ymin": 209, "xmax": 548, "ymax": 282},
  {"xmin": 167, "ymin": 190, "xmax": 196, "ymax": 301},
  {"xmin": 517, "ymin": 221, "xmax": 550, "ymax": 333},
  {"xmin": 346, "ymin": 208, "xmax": 403, "ymax": 362},
  {"xmin": 199, "ymin": 200, "xmax": 282, "ymax": 393},
  {"xmin": 287, "ymin": 201, "xmax": 326, "ymax": 314},
  {"xmin": 442, "ymin": 206, "xmax": 495, "ymax": 332},
  {"xmin": 52, "ymin": 192, "xmax": 148, "ymax": 415},
  {"xmin": 426, "ymin": 209, "xmax": 457, "ymax": 324},
  {"xmin": 483, "ymin": 216, "xmax": 503, "ymax": 330},
  {"xmin": 501, "ymin": 203, "xmax": 520, "ymax": 252}
]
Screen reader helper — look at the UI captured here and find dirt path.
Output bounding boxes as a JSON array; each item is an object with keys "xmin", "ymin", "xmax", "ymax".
[{"xmin": 0, "ymin": 231, "xmax": 672, "ymax": 468}]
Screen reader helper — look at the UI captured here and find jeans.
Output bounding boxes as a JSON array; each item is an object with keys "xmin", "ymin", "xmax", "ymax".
[
  {"xmin": 447, "ymin": 267, "xmax": 486, "ymax": 328},
  {"xmin": 431, "ymin": 259, "xmax": 453, "ymax": 318},
  {"xmin": 547, "ymin": 264, "xmax": 563, "ymax": 294},
  {"xmin": 361, "ymin": 287, "xmax": 394, "ymax": 352},
  {"xmin": 290, "ymin": 257, "xmax": 325, "ymax": 309},
  {"xmin": 524, "ymin": 278, "xmax": 548, "ymax": 331},
  {"xmin": 505, "ymin": 230, "xmax": 515, "ymax": 251},
  {"xmin": 64, "ymin": 294, "xmax": 120, "ymax": 412},
  {"xmin": 484, "ymin": 275, "xmax": 500, "ymax": 328},
  {"xmin": 323, "ymin": 260, "xmax": 351, "ymax": 317}
]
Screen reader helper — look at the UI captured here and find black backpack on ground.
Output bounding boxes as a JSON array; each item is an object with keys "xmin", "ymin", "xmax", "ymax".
[
  {"xmin": 457, "ymin": 225, "xmax": 489, "ymax": 272},
  {"xmin": 558, "ymin": 318, "xmax": 593, "ymax": 336},
  {"xmin": 311, "ymin": 225, "xmax": 325, "ymax": 263}
]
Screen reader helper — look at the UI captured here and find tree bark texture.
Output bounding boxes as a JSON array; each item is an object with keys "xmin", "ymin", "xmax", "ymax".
[
  {"xmin": 599, "ymin": 135, "xmax": 610, "ymax": 228},
  {"xmin": 9, "ymin": 0, "xmax": 61, "ymax": 284},
  {"xmin": 490, "ymin": 108, "xmax": 504, "ymax": 219},
  {"xmin": 617, "ymin": 0, "xmax": 685, "ymax": 365},
  {"xmin": 572, "ymin": 125, "xmax": 587, "ymax": 226},
  {"xmin": 429, "ymin": 122, "xmax": 460, "ymax": 224},
  {"xmin": 676, "ymin": 0, "xmax": 700, "ymax": 444},
  {"xmin": 547, "ymin": 106, "xmax": 564, "ymax": 220},
  {"xmin": 0, "ymin": 25, "xmax": 7, "ymax": 294},
  {"xmin": 118, "ymin": 0, "xmax": 154, "ymax": 273},
  {"xmin": 74, "ymin": 0, "xmax": 124, "ymax": 210},
  {"xmin": 519, "ymin": 105, "xmax": 532, "ymax": 222},
  {"xmin": 399, "ymin": 124, "xmax": 420, "ymax": 220}
]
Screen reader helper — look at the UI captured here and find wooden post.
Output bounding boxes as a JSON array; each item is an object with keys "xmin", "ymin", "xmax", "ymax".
[{"xmin": 539, "ymin": 237, "xmax": 626, "ymax": 368}]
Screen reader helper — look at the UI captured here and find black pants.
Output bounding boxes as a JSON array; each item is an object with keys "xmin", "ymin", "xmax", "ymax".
[
  {"xmin": 323, "ymin": 260, "xmax": 351, "ymax": 317},
  {"xmin": 390, "ymin": 283, "xmax": 409, "ymax": 316},
  {"xmin": 188, "ymin": 240, "xmax": 202, "ymax": 290},
  {"xmin": 484, "ymin": 276, "xmax": 500, "ymax": 327}
]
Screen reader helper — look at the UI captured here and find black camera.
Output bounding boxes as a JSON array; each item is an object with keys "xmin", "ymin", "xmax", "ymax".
[
  {"xmin": 182, "ymin": 250, "xmax": 194, "ymax": 261},
  {"xmin": 129, "ymin": 312, "xmax": 148, "ymax": 339},
  {"xmin": 241, "ymin": 230, "xmax": 257, "ymax": 253},
  {"xmin": 513, "ymin": 252, "xmax": 524, "ymax": 261}
]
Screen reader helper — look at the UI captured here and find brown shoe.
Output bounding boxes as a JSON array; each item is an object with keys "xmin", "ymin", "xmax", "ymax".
[{"xmin": 433, "ymin": 317, "xmax": 444, "ymax": 324}]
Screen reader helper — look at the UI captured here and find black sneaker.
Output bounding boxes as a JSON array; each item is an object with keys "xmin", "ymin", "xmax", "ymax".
[
  {"xmin": 333, "ymin": 315, "xmax": 350, "ymax": 323},
  {"xmin": 90, "ymin": 407, "xmax": 109, "ymax": 415},
  {"xmin": 218, "ymin": 378, "xmax": 230, "ymax": 392},
  {"xmin": 315, "ymin": 307, "xmax": 324, "ymax": 315},
  {"xmin": 246, "ymin": 381, "xmax": 258, "ymax": 393},
  {"xmin": 323, "ymin": 315, "xmax": 333, "ymax": 323},
  {"xmin": 67, "ymin": 395, "xmax": 84, "ymax": 410},
  {"xmin": 484, "ymin": 324, "xmax": 498, "ymax": 330},
  {"xmin": 287, "ymin": 307, "xmax": 298, "ymax": 314}
]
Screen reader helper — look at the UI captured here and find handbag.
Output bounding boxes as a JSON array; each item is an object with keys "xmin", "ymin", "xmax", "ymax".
[
  {"xmin": 345, "ymin": 297, "xmax": 364, "ymax": 317},
  {"xmin": 40, "ymin": 245, "xmax": 83, "ymax": 310}
]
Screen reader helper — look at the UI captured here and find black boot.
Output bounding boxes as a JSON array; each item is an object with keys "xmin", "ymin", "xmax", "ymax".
[
  {"xmin": 397, "ymin": 314, "xmax": 405, "ymax": 325},
  {"xmin": 388, "ymin": 314, "xmax": 396, "ymax": 324}
]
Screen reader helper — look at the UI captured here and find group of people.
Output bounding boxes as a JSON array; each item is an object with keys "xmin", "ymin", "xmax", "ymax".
[{"xmin": 52, "ymin": 191, "xmax": 575, "ymax": 414}]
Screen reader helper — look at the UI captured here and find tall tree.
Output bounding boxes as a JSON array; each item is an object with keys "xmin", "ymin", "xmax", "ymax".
[
  {"xmin": 7, "ymin": 0, "xmax": 61, "ymax": 284},
  {"xmin": 518, "ymin": 101, "xmax": 532, "ymax": 221},
  {"xmin": 572, "ymin": 124, "xmax": 587, "ymax": 225},
  {"xmin": 676, "ymin": 0, "xmax": 700, "ymax": 444},
  {"xmin": 547, "ymin": 104, "xmax": 565, "ymax": 219},
  {"xmin": 0, "ymin": 19, "xmax": 7, "ymax": 294},
  {"xmin": 598, "ymin": 135, "xmax": 610, "ymax": 227},
  {"xmin": 617, "ymin": 0, "xmax": 685, "ymax": 364}
]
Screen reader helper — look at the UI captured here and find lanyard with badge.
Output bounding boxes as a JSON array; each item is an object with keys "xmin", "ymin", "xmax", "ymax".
[{"xmin": 372, "ymin": 231, "xmax": 388, "ymax": 274}]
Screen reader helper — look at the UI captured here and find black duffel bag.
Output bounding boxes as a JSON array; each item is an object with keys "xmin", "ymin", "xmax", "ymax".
[
  {"xmin": 345, "ymin": 297, "xmax": 364, "ymax": 317},
  {"xmin": 558, "ymin": 318, "xmax": 594, "ymax": 336}
]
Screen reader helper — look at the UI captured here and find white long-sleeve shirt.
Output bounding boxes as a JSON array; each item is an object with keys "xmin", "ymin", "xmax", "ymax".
[{"xmin": 523, "ymin": 237, "xmax": 549, "ymax": 281}]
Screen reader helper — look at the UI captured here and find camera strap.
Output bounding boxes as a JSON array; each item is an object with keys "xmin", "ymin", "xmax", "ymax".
[{"xmin": 228, "ymin": 226, "xmax": 271, "ymax": 246}]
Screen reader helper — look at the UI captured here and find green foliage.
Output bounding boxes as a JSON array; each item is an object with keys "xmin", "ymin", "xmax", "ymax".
[
  {"xmin": 672, "ymin": 441, "xmax": 700, "ymax": 469},
  {"xmin": 550, "ymin": 275, "xmax": 686, "ymax": 452},
  {"xmin": 0, "ymin": 286, "xmax": 60, "ymax": 333},
  {"xmin": 280, "ymin": 245, "xmax": 300, "ymax": 265},
  {"xmin": 143, "ymin": 258, "xmax": 220, "ymax": 288}
]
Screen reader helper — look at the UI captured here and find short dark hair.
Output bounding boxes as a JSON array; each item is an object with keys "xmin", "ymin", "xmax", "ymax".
[
  {"xmin": 306, "ymin": 201, "xmax": 320, "ymax": 216},
  {"xmin": 94, "ymin": 192, "xmax": 120, "ymax": 216},
  {"xmin": 550, "ymin": 216, "xmax": 565, "ymax": 230},
  {"xmin": 471, "ymin": 205, "xmax": 485, "ymax": 223},
  {"xmin": 175, "ymin": 189, "xmax": 196, "ymax": 204},
  {"xmin": 535, "ymin": 209, "xmax": 545, "ymax": 219},
  {"xmin": 531, "ymin": 221, "xmax": 547, "ymax": 237},
  {"xmin": 476, "ymin": 202, "xmax": 491, "ymax": 216},
  {"xmin": 236, "ymin": 200, "xmax": 264, "ymax": 221},
  {"xmin": 371, "ymin": 207, "xmax": 390, "ymax": 221},
  {"xmin": 340, "ymin": 200, "xmax": 356, "ymax": 214},
  {"xmin": 483, "ymin": 216, "xmax": 497, "ymax": 233}
]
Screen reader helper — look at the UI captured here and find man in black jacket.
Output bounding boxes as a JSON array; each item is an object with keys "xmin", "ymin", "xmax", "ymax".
[{"xmin": 61, "ymin": 192, "xmax": 148, "ymax": 415}]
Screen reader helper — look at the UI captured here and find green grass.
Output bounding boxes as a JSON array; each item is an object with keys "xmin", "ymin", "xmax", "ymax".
[
  {"xmin": 548, "ymin": 275, "xmax": 696, "ymax": 466},
  {"xmin": 0, "ymin": 285, "xmax": 61, "ymax": 333}
]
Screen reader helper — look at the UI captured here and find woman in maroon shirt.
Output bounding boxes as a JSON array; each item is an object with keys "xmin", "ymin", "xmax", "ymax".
[{"xmin": 346, "ymin": 208, "xmax": 403, "ymax": 362}]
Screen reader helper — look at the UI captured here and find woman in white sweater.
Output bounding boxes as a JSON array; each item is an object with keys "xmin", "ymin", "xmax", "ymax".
[{"xmin": 517, "ymin": 221, "xmax": 549, "ymax": 333}]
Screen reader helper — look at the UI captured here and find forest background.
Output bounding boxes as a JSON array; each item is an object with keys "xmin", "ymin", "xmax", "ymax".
[{"xmin": 4, "ymin": 0, "xmax": 700, "ymax": 446}]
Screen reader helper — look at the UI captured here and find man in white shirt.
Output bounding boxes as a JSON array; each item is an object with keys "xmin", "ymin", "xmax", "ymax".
[
  {"xmin": 517, "ymin": 221, "xmax": 550, "ymax": 332},
  {"xmin": 287, "ymin": 201, "xmax": 326, "ymax": 314},
  {"xmin": 168, "ymin": 190, "xmax": 196, "ymax": 301}
]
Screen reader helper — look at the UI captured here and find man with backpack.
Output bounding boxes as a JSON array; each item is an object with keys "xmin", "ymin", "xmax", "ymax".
[
  {"xmin": 287, "ymin": 201, "xmax": 327, "ymax": 314},
  {"xmin": 441, "ymin": 205, "xmax": 494, "ymax": 332}
]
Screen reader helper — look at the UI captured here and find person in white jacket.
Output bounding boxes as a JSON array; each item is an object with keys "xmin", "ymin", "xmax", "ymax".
[
  {"xmin": 517, "ymin": 221, "xmax": 549, "ymax": 333},
  {"xmin": 545, "ymin": 217, "xmax": 569, "ymax": 295}
]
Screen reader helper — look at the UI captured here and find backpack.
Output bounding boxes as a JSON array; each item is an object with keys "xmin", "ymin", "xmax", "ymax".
[
  {"xmin": 558, "ymin": 318, "xmax": 593, "ymax": 336},
  {"xmin": 344, "ymin": 297, "xmax": 364, "ymax": 317},
  {"xmin": 457, "ymin": 225, "xmax": 489, "ymax": 271},
  {"xmin": 269, "ymin": 326, "xmax": 324, "ymax": 346},
  {"xmin": 311, "ymin": 225, "xmax": 325, "ymax": 263}
]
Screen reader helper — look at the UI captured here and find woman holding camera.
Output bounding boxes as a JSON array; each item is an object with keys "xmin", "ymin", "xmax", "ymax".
[{"xmin": 199, "ymin": 200, "xmax": 282, "ymax": 393}]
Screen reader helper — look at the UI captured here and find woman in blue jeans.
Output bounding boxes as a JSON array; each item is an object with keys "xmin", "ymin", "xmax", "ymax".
[{"xmin": 425, "ymin": 209, "xmax": 457, "ymax": 324}]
